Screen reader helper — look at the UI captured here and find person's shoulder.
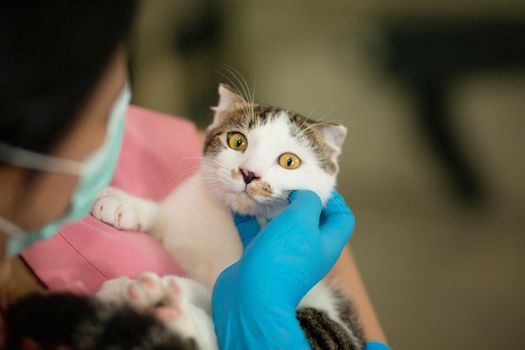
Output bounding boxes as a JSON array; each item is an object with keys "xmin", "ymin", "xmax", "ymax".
[{"xmin": 127, "ymin": 105, "xmax": 197, "ymax": 130}]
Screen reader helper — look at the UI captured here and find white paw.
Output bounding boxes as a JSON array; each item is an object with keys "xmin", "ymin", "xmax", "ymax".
[
  {"xmin": 159, "ymin": 276, "xmax": 197, "ymax": 337},
  {"xmin": 124, "ymin": 272, "xmax": 164, "ymax": 309},
  {"xmin": 122, "ymin": 273, "xmax": 197, "ymax": 338},
  {"xmin": 92, "ymin": 187, "xmax": 142, "ymax": 231}
]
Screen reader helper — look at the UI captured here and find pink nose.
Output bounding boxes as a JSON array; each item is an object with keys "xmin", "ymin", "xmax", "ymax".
[{"xmin": 240, "ymin": 168, "xmax": 260, "ymax": 185}]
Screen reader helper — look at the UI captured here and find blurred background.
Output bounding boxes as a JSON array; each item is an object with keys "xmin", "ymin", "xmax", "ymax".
[{"xmin": 128, "ymin": 1, "xmax": 525, "ymax": 349}]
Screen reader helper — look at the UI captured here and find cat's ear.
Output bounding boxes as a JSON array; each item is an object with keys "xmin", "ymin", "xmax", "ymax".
[
  {"xmin": 317, "ymin": 123, "xmax": 347, "ymax": 157},
  {"xmin": 209, "ymin": 84, "xmax": 246, "ymax": 130}
]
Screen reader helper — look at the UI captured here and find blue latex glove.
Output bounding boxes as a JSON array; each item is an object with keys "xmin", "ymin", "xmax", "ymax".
[
  {"xmin": 365, "ymin": 341, "xmax": 393, "ymax": 350},
  {"xmin": 212, "ymin": 190, "xmax": 355, "ymax": 349}
]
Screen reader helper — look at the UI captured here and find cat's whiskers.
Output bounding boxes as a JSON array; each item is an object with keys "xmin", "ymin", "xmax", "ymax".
[
  {"xmin": 247, "ymin": 75, "xmax": 256, "ymax": 123},
  {"xmin": 199, "ymin": 167, "xmax": 230, "ymax": 179},
  {"xmin": 170, "ymin": 157, "xmax": 232, "ymax": 186},
  {"xmin": 306, "ymin": 98, "xmax": 323, "ymax": 121},
  {"xmin": 200, "ymin": 173, "xmax": 230, "ymax": 186},
  {"xmin": 315, "ymin": 102, "xmax": 344, "ymax": 124},
  {"xmin": 216, "ymin": 71, "xmax": 252, "ymax": 120},
  {"xmin": 200, "ymin": 175, "xmax": 229, "ymax": 188},
  {"xmin": 293, "ymin": 102, "xmax": 346, "ymax": 142},
  {"xmin": 216, "ymin": 68, "xmax": 249, "ymax": 103},
  {"xmin": 201, "ymin": 158, "xmax": 227, "ymax": 168},
  {"xmin": 220, "ymin": 63, "xmax": 253, "ymax": 103},
  {"xmin": 202, "ymin": 159, "xmax": 235, "ymax": 173},
  {"xmin": 200, "ymin": 166, "xmax": 233, "ymax": 185},
  {"xmin": 256, "ymin": 193, "xmax": 288, "ymax": 218},
  {"xmin": 216, "ymin": 64, "xmax": 257, "ymax": 123},
  {"xmin": 165, "ymin": 156, "xmax": 207, "ymax": 173},
  {"xmin": 169, "ymin": 156, "xmax": 228, "ymax": 176},
  {"xmin": 172, "ymin": 160, "xmax": 221, "ymax": 176}
]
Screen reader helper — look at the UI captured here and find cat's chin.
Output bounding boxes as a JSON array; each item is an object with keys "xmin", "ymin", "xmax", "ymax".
[
  {"xmin": 227, "ymin": 191, "xmax": 288, "ymax": 219},
  {"xmin": 228, "ymin": 192, "xmax": 259, "ymax": 215}
]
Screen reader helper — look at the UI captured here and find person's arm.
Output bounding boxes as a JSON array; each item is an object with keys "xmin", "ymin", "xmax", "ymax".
[
  {"xmin": 0, "ymin": 257, "xmax": 45, "ymax": 302},
  {"xmin": 327, "ymin": 246, "xmax": 388, "ymax": 344}
]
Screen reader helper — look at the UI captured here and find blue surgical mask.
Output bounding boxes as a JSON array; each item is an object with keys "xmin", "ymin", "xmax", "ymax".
[{"xmin": 0, "ymin": 85, "xmax": 131, "ymax": 256}]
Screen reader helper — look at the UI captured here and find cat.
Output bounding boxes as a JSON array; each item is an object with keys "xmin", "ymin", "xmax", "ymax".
[
  {"xmin": 5, "ymin": 84, "xmax": 364, "ymax": 350},
  {"xmin": 91, "ymin": 83, "xmax": 364, "ymax": 349},
  {"xmin": 92, "ymin": 84, "xmax": 348, "ymax": 288}
]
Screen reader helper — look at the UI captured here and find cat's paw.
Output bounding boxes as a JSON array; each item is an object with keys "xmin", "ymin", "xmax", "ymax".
[
  {"xmin": 123, "ymin": 273, "xmax": 197, "ymax": 338},
  {"xmin": 125, "ymin": 272, "xmax": 164, "ymax": 309},
  {"xmin": 92, "ymin": 187, "xmax": 142, "ymax": 231},
  {"xmin": 157, "ymin": 276, "xmax": 197, "ymax": 338}
]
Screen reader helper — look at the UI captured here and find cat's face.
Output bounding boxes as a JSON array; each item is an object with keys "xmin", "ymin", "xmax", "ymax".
[{"xmin": 202, "ymin": 85, "xmax": 346, "ymax": 218}]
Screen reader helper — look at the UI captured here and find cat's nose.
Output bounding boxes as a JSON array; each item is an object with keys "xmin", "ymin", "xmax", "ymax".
[{"xmin": 240, "ymin": 168, "xmax": 259, "ymax": 185}]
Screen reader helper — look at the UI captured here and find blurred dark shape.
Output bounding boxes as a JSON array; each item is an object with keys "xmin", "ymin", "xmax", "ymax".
[
  {"xmin": 0, "ymin": 0, "xmax": 137, "ymax": 155},
  {"xmin": 173, "ymin": 1, "xmax": 224, "ymax": 56},
  {"xmin": 383, "ymin": 19, "xmax": 525, "ymax": 203},
  {"xmin": 172, "ymin": 0, "xmax": 226, "ymax": 126}
]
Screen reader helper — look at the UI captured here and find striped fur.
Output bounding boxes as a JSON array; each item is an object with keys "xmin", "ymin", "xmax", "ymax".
[{"xmin": 298, "ymin": 307, "xmax": 362, "ymax": 350}]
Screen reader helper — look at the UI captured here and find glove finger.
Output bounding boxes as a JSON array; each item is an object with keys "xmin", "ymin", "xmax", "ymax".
[
  {"xmin": 364, "ymin": 341, "xmax": 393, "ymax": 350},
  {"xmin": 232, "ymin": 212, "xmax": 261, "ymax": 248},
  {"xmin": 285, "ymin": 190, "xmax": 323, "ymax": 226},
  {"xmin": 262, "ymin": 190, "xmax": 322, "ymax": 242},
  {"xmin": 319, "ymin": 192, "xmax": 355, "ymax": 249}
]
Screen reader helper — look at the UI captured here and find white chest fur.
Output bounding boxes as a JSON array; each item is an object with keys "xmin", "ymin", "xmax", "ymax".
[{"xmin": 154, "ymin": 171, "xmax": 243, "ymax": 288}]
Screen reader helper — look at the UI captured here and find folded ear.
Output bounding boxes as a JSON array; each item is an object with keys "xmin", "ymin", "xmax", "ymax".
[
  {"xmin": 317, "ymin": 122, "xmax": 347, "ymax": 157},
  {"xmin": 209, "ymin": 84, "xmax": 246, "ymax": 130}
]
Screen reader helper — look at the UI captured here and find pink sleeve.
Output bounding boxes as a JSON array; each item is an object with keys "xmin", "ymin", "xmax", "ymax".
[{"xmin": 21, "ymin": 106, "xmax": 202, "ymax": 294}]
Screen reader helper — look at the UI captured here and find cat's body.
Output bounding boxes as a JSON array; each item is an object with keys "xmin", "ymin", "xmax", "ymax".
[
  {"xmin": 96, "ymin": 171, "xmax": 244, "ymax": 287},
  {"xmin": 93, "ymin": 84, "xmax": 345, "ymax": 288},
  {"xmin": 89, "ymin": 84, "xmax": 363, "ymax": 349},
  {"xmin": 6, "ymin": 84, "xmax": 364, "ymax": 350}
]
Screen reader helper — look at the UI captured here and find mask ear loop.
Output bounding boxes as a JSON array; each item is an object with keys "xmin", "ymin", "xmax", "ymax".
[
  {"xmin": 0, "ymin": 144, "xmax": 84, "ymax": 238},
  {"xmin": 0, "ymin": 143, "xmax": 84, "ymax": 175},
  {"xmin": 0, "ymin": 216, "xmax": 23, "ymax": 238}
]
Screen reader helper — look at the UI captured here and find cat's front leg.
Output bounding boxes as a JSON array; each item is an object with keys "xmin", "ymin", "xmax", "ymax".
[{"xmin": 91, "ymin": 187, "xmax": 160, "ymax": 233}]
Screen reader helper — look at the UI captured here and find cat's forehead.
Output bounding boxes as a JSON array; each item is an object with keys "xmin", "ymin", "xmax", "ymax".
[
  {"xmin": 204, "ymin": 103, "xmax": 338, "ymax": 173},
  {"xmin": 248, "ymin": 111, "xmax": 295, "ymax": 140},
  {"xmin": 222, "ymin": 103, "xmax": 316, "ymax": 138}
]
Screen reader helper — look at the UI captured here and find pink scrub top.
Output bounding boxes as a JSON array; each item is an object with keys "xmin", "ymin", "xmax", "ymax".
[{"xmin": 20, "ymin": 106, "xmax": 201, "ymax": 294}]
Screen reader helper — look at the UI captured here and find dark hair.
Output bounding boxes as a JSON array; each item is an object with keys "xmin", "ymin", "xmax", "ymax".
[{"xmin": 0, "ymin": 1, "xmax": 137, "ymax": 157}]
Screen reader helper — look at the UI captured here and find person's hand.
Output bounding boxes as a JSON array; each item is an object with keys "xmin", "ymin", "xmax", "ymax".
[
  {"xmin": 365, "ymin": 341, "xmax": 393, "ymax": 350},
  {"xmin": 212, "ymin": 190, "xmax": 355, "ymax": 349}
]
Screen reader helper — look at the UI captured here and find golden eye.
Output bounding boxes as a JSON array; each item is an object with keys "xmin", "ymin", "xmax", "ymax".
[
  {"xmin": 278, "ymin": 152, "xmax": 301, "ymax": 170},
  {"xmin": 227, "ymin": 132, "xmax": 248, "ymax": 152}
]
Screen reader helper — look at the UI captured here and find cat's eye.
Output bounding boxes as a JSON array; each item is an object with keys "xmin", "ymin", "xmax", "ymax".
[
  {"xmin": 278, "ymin": 152, "xmax": 301, "ymax": 170},
  {"xmin": 227, "ymin": 132, "xmax": 248, "ymax": 152}
]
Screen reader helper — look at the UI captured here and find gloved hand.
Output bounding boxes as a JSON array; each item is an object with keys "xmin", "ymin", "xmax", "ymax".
[
  {"xmin": 212, "ymin": 190, "xmax": 355, "ymax": 349},
  {"xmin": 365, "ymin": 341, "xmax": 393, "ymax": 350}
]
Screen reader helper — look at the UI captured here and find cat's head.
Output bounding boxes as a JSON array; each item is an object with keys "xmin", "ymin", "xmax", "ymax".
[{"xmin": 202, "ymin": 84, "xmax": 346, "ymax": 218}]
